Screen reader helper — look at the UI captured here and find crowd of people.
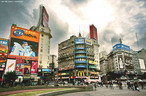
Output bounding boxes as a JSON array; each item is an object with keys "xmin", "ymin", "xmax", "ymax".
[{"xmin": 92, "ymin": 80, "xmax": 145, "ymax": 91}]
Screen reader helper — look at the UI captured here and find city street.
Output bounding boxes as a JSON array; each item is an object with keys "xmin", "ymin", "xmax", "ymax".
[{"xmin": 59, "ymin": 86, "xmax": 146, "ymax": 96}]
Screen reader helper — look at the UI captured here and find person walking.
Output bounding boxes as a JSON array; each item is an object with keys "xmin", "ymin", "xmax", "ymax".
[
  {"xmin": 94, "ymin": 83, "xmax": 97, "ymax": 91},
  {"xmin": 134, "ymin": 81, "xmax": 139, "ymax": 91}
]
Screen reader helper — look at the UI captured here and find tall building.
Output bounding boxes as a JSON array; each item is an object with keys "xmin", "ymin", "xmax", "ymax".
[
  {"xmin": 107, "ymin": 42, "xmax": 134, "ymax": 73},
  {"xmin": 30, "ymin": 5, "xmax": 52, "ymax": 69},
  {"xmin": 58, "ymin": 33, "xmax": 100, "ymax": 83}
]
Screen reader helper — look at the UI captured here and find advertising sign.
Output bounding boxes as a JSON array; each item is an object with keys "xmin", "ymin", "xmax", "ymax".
[
  {"xmin": 113, "ymin": 44, "xmax": 130, "ymax": 51},
  {"xmin": 89, "ymin": 60, "xmax": 97, "ymax": 65},
  {"xmin": 124, "ymin": 56, "xmax": 133, "ymax": 70},
  {"xmin": 42, "ymin": 6, "xmax": 49, "ymax": 27},
  {"xmin": 15, "ymin": 59, "xmax": 24, "ymax": 75},
  {"xmin": 0, "ymin": 38, "xmax": 8, "ymax": 63},
  {"xmin": 139, "ymin": 59, "xmax": 146, "ymax": 70},
  {"xmin": 8, "ymin": 26, "xmax": 40, "ymax": 61},
  {"xmin": 90, "ymin": 25, "xmax": 98, "ymax": 40},
  {"xmin": 118, "ymin": 55, "xmax": 133, "ymax": 70},
  {"xmin": 31, "ymin": 61, "xmax": 38, "ymax": 74},
  {"xmin": 85, "ymin": 39, "xmax": 92, "ymax": 45},
  {"xmin": 118, "ymin": 55, "xmax": 124, "ymax": 69},
  {"xmin": 5, "ymin": 59, "xmax": 16, "ymax": 73},
  {"xmin": 75, "ymin": 38, "xmax": 85, "ymax": 44}
]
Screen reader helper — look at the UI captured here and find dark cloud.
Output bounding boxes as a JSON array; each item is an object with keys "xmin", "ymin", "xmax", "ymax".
[{"xmin": 0, "ymin": 0, "xmax": 37, "ymax": 38}]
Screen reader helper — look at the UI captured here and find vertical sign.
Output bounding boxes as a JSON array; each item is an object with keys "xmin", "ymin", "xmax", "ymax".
[
  {"xmin": 5, "ymin": 59, "xmax": 16, "ymax": 73},
  {"xmin": 90, "ymin": 25, "xmax": 98, "ymax": 40},
  {"xmin": 31, "ymin": 61, "xmax": 38, "ymax": 74}
]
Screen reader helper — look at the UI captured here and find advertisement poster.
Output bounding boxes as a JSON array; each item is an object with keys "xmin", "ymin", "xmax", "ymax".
[
  {"xmin": 124, "ymin": 56, "xmax": 133, "ymax": 70},
  {"xmin": 8, "ymin": 26, "xmax": 40, "ymax": 61},
  {"xmin": 5, "ymin": 59, "xmax": 16, "ymax": 73},
  {"xmin": 118, "ymin": 55, "xmax": 124, "ymax": 69},
  {"xmin": 15, "ymin": 59, "xmax": 24, "ymax": 75},
  {"xmin": 23, "ymin": 60, "xmax": 31, "ymax": 76},
  {"xmin": 31, "ymin": 61, "xmax": 38, "ymax": 74},
  {"xmin": 0, "ymin": 38, "xmax": 8, "ymax": 63}
]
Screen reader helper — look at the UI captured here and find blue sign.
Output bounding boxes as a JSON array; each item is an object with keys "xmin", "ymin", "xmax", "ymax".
[
  {"xmin": 0, "ymin": 40, "xmax": 8, "ymax": 46},
  {"xmin": 75, "ymin": 65, "xmax": 87, "ymax": 68},
  {"xmin": 113, "ymin": 43, "xmax": 130, "ymax": 51},
  {"xmin": 13, "ymin": 29, "xmax": 24, "ymax": 36},
  {"xmin": 42, "ymin": 69, "xmax": 50, "ymax": 72},
  {"xmin": 75, "ymin": 61, "xmax": 87, "ymax": 63},
  {"xmin": 75, "ymin": 38, "xmax": 85, "ymax": 44}
]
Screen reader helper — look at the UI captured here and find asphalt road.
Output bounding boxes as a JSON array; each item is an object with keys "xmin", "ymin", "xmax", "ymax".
[{"xmin": 58, "ymin": 86, "xmax": 146, "ymax": 96}]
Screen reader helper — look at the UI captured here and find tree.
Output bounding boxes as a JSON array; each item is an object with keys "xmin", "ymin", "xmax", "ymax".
[{"xmin": 4, "ymin": 71, "xmax": 17, "ymax": 87}]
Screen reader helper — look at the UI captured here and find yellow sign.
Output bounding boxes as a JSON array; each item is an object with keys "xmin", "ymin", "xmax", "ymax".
[
  {"xmin": 89, "ymin": 60, "xmax": 97, "ymax": 65},
  {"xmin": 77, "ymin": 71, "xmax": 85, "ymax": 76}
]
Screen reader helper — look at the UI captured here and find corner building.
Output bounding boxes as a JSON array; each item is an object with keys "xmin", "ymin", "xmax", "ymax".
[
  {"xmin": 58, "ymin": 34, "xmax": 100, "ymax": 83},
  {"xmin": 30, "ymin": 5, "xmax": 52, "ymax": 69}
]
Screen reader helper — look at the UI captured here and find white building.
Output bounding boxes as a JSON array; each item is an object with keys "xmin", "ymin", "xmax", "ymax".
[{"xmin": 30, "ymin": 5, "xmax": 52, "ymax": 69}]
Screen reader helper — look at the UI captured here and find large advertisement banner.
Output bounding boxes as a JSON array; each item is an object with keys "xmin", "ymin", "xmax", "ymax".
[
  {"xmin": 15, "ymin": 59, "xmax": 24, "ymax": 75},
  {"xmin": 42, "ymin": 6, "xmax": 49, "ymax": 27},
  {"xmin": 90, "ymin": 25, "xmax": 98, "ymax": 40},
  {"xmin": 8, "ymin": 26, "xmax": 40, "ymax": 60},
  {"xmin": 31, "ymin": 61, "xmax": 38, "ymax": 74},
  {"xmin": 124, "ymin": 56, "xmax": 133, "ymax": 70},
  {"xmin": 0, "ymin": 38, "xmax": 8, "ymax": 63},
  {"xmin": 5, "ymin": 59, "xmax": 16, "ymax": 73},
  {"xmin": 118, "ymin": 55, "xmax": 133, "ymax": 70}
]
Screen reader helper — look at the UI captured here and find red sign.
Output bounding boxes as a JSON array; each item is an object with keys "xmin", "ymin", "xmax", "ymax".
[
  {"xmin": 90, "ymin": 25, "xmax": 98, "ymax": 40},
  {"xmin": 15, "ymin": 59, "xmax": 24, "ymax": 75},
  {"xmin": 31, "ymin": 61, "xmax": 38, "ymax": 74},
  {"xmin": 64, "ymin": 67, "xmax": 68, "ymax": 70}
]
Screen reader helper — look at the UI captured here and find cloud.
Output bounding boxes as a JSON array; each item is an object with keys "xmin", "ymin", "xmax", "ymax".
[
  {"xmin": 0, "ymin": 0, "xmax": 37, "ymax": 38},
  {"xmin": 99, "ymin": 0, "xmax": 146, "ymax": 52}
]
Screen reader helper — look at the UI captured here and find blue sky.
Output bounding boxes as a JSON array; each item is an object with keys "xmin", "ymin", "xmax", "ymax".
[{"xmin": 0, "ymin": 0, "xmax": 146, "ymax": 56}]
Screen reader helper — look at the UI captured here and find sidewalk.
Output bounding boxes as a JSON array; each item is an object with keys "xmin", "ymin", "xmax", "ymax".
[{"xmin": 0, "ymin": 88, "xmax": 61, "ymax": 96}]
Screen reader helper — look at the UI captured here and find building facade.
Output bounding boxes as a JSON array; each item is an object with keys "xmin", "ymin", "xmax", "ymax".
[
  {"xmin": 30, "ymin": 5, "xmax": 52, "ymax": 69},
  {"xmin": 58, "ymin": 34, "xmax": 100, "ymax": 83}
]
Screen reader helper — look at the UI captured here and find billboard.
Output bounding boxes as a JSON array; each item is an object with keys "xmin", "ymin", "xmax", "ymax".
[
  {"xmin": 23, "ymin": 60, "xmax": 31, "ymax": 76},
  {"xmin": 15, "ymin": 59, "xmax": 24, "ymax": 75},
  {"xmin": 90, "ymin": 25, "xmax": 98, "ymax": 40},
  {"xmin": 118, "ymin": 55, "xmax": 133, "ymax": 70},
  {"xmin": 5, "ymin": 59, "xmax": 16, "ymax": 73},
  {"xmin": 0, "ymin": 38, "xmax": 8, "ymax": 63},
  {"xmin": 139, "ymin": 59, "xmax": 146, "ymax": 70},
  {"xmin": 85, "ymin": 39, "xmax": 92, "ymax": 45},
  {"xmin": 42, "ymin": 6, "xmax": 49, "ymax": 27},
  {"xmin": 8, "ymin": 26, "xmax": 40, "ymax": 61},
  {"xmin": 31, "ymin": 61, "xmax": 38, "ymax": 74},
  {"xmin": 75, "ymin": 38, "xmax": 85, "ymax": 44},
  {"xmin": 113, "ymin": 44, "xmax": 130, "ymax": 51}
]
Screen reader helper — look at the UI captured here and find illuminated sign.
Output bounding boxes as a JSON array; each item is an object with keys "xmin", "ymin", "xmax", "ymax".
[
  {"xmin": 90, "ymin": 25, "xmax": 98, "ymax": 40},
  {"xmin": 31, "ymin": 61, "xmax": 38, "ymax": 74},
  {"xmin": 89, "ymin": 60, "xmax": 97, "ymax": 65},
  {"xmin": 85, "ymin": 39, "xmax": 92, "ymax": 45},
  {"xmin": 113, "ymin": 43, "xmax": 130, "ymax": 51},
  {"xmin": 75, "ymin": 38, "xmax": 85, "ymax": 44},
  {"xmin": 77, "ymin": 71, "xmax": 85, "ymax": 76}
]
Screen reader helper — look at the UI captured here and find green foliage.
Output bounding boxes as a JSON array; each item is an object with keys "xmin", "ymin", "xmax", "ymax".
[{"xmin": 4, "ymin": 71, "xmax": 17, "ymax": 83}]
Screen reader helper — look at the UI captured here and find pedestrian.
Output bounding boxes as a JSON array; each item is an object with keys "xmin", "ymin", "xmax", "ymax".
[
  {"xmin": 127, "ymin": 81, "xmax": 130, "ymax": 89},
  {"xmin": 134, "ymin": 81, "xmax": 139, "ymax": 91},
  {"xmin": 119, "ymin": 81, "xmax": 122, "ymax": 90},
  {"xmin": 140, "ymin": 82, "xmax": 144, "ymax": 90},
  {"xmin": 94, "ymin": 83, "xmax": 97, "ymax": 91}
]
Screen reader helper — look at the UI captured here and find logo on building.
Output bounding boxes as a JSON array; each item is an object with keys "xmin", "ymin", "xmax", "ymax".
[{"xmin": 13, "ymin": 29, "xmax": 24, "ymax": 36}]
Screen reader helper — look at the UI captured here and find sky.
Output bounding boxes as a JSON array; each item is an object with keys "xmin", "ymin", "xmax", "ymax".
[{"xmin": 0, "ymin": 0, "xmax": 146, "ymax": 56}]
